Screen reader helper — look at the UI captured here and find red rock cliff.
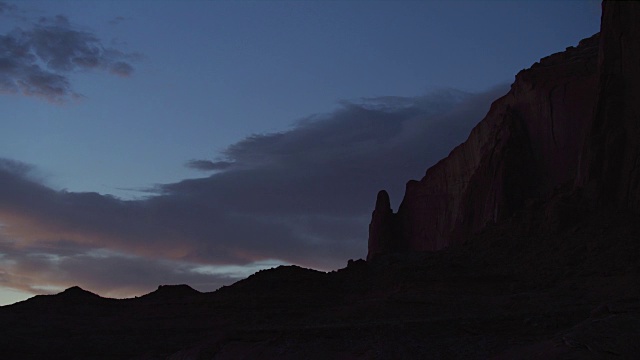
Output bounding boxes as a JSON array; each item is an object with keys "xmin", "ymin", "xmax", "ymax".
[
  {"xmin": 577, "ymin": 1, "xmax": 640, "ymax": 212},
  {"xmin": 368, "ymin": 1, "xmax": 640, "ymax": 258}
]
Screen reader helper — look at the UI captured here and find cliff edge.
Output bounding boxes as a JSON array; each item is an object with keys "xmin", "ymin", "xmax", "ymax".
[{"xmin": 369, "ymin": 1, "xmax": 640, "ymax": 259}]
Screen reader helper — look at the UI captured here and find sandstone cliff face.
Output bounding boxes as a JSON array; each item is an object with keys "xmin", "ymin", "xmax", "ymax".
[
  {"xmin": 577, "ymin": 1, "xmax": 640, "ymax": 212},
  {"xmin": 380, "ymin": 35, "xmax": 599, "ymax": 253},
  {"xmin": 369, "ymin": 1, "xmax": 640, "ymax": 257}
]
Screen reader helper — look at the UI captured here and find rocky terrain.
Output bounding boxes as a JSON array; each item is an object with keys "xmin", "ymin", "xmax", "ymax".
[{"xmin": 1, "ymin": 1, "xmax": 639, "ymax": 359}]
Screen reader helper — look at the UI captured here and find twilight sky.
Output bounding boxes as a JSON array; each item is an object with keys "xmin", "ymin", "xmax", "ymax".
[{"xmin": 0, "ymin": 0, "xmax": 600, "ymax": 305}]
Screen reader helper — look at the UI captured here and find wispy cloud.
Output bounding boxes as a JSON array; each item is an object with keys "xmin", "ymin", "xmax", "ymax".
[
  {"xmin": 108, "ymin": 16, "xmax": 127, "ymax": 26},
  {"xmin": 0, "ymin": 2, "xmax": 16, "ymax": 14},
  {"xmin": 0, "ymin": 8, "xmax": 138, "ymax": 103},
  {"xmin": 0, "ymin": 86, "xmax": 507, "ymax": 297},
  {"xmin": 185, "ymin": 160, "xmax": 235, "ymax": 172}
]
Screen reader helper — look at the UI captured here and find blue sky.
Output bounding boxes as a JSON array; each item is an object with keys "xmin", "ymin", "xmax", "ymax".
[{"xmin": 0, "ymin": 0, "xmax": 600, "ymax": 305}]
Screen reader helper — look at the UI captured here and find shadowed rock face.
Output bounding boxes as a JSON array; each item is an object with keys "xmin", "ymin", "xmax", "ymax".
[
  {"xmin": 369, "ymin": 0, "xmax": 640, "ymax": 257},
  {"xmin": 577, "ymin": 1, "xmax": 640, "ymax": 212},
  {"xmin": 367, "ymin": 190, "xmax": 396, "ymax": 260},
  {"xmin": 369, "ymin": 33, "xmax": 600, "ymax": 255}
]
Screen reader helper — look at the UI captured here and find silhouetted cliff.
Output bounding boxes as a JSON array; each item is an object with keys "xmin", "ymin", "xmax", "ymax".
[
  {"xmin": 369, "ymin": 1, "xmax": 640, "ymax": 258},
  {"xmin": 577, "ymin": 1, "xmax": 640, "ymax": 211}
]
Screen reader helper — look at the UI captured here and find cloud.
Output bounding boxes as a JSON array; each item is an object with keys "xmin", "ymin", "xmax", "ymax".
[
  {"xmin": 185, "ymin": 160, "xmax": 235, "ymax": 172},
  {"xmin": 0, "ymin": 2, "xmax": 16, "ymax": 14},
  {"xmin": 108, "ymin": 16, "xmax": 127, "ymax": 26},
  {"xmin": 0, "ymin": 158, "xmax": 34, "ymax": 177},
  {"xmin": 0, "ymin": 85, "xmax": 508, "ymax": 298},
  {"xmin": 109, "ymin": 61, "xmax": 134, "ymax": 77},
  {"xmin": 0, "ymin": 238, "xmax": 251, "ymax": 297},
  {"xmin": 0, "ymin": 9, "xmax": 137, "ymax": 102}
]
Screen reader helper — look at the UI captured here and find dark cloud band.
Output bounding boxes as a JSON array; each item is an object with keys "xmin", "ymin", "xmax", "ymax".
[{"xmin": 0, "ymin": 86, "xmax": 507, "ymax": 298}]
